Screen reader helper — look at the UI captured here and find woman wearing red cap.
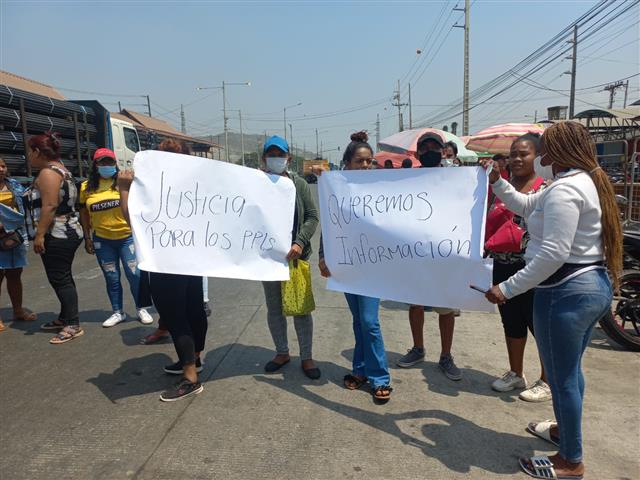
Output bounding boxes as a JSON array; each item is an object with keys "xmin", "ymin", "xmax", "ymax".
[
  {"xmin": 79, "ymin": 148, "xmax": 153, "ymax": 328},
  {"xmin": 27, "ymin": 132, "xmax": 84, "ymax": 344}
]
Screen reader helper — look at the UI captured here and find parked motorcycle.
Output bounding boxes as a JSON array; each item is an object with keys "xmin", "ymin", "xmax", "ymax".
[{"xmin": 598, "ymin": 213, "xmax": 640, "ymax": 351}]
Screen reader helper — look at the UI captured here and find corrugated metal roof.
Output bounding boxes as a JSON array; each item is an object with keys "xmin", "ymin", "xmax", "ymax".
[
  {"xmin": 118, "ymin": 109, "xmax": 220, "ymax": 147},
  {"xmin": 574, "ymin": 107, "xmax": 640, "ymax": 120},
  {"xmin": 0, "ymin": 70, "xmax": 66, "ymax": 100}
]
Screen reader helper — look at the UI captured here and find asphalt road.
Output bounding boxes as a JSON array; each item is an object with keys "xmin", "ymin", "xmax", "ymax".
[{"xmin": 0, "ymin": 186, "xmax": 638, "ymax": 480}]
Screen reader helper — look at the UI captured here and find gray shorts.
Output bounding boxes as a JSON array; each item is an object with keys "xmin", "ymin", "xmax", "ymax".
[{"xmin": 410, "ymin": 305, "xmax": 460, "ymax": 316}]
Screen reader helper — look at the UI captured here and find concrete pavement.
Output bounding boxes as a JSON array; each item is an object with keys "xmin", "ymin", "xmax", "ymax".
[{"xmin": 0, "ymin": 207, "xmax": 638, "ymax": 479}]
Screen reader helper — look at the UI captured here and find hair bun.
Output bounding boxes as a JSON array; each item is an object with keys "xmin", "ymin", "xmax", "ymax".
[
  {"xmin": 350, "ymin": 131, "xmax": 369, "ymax": 143},
  {"xmin": 45, "ymin": 131, "xmax": 61, "ymax": 147}
]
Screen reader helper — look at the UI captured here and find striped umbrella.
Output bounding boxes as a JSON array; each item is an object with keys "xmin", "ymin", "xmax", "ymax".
[
  {"xmin": 375, "ymin": 128, "xmax": 478, "ymax": 168},
  {"xmin": 466, "ymin": 123, "xmax": 546, "ymax": 155}
]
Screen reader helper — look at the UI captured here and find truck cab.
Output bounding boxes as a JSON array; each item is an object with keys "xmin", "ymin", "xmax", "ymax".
[{"xmin": 110, "ymin": 117, "xmax": 140, "ymax": 169}]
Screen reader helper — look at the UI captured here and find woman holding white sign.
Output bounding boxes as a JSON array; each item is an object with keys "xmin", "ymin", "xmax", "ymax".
[
  {"xmin": 482, "ymin": 122, "xmax": 622, "ymax": 480},
  {"xmin": 318, "ymin": 131, "xmax": 392, "ymax": 402},
  {"xmin": 260, "ymin": 136, "xmax": 321, "ymax": 380},
  {"xmin": 118, "ymin": 140, "xmax": 208, "ymax": 402}
]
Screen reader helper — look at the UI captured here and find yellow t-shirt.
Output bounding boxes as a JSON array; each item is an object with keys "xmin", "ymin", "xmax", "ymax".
[
  {"xmin": 0, "ymin": 189, "xmax": 14, "ymax": 209},
  {"xmin": 79, "ymin": 179, "xmax": 131, "ymax": 240}
]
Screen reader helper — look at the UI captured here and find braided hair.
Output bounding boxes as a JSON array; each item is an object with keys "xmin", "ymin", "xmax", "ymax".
[
  {"xmin": 542, "ymin": 121, "xmax": 622, "ymax": 289},
  {"xmin": 342, "ymin": 131, "xmax": 373, "ymax": 165}
]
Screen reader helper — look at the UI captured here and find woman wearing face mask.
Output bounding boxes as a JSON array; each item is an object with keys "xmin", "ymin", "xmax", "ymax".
[
  {"xmin": 482, "ymin": 122, "xmax": 622, "ymax": 480},
  {"xmin": 260, "ymin": 136, "xmax": 321, "ymax": 379},
  {"xmin": 318, "ymin": 131, "xmax": 392, "ymax": 402},
  {"xmin": 79, "ymin": 148, "xmax": 153, "ymax": 328},
  {"xmin": 485, "ymin": 134, "xmax": 550, "ymax": 403}
]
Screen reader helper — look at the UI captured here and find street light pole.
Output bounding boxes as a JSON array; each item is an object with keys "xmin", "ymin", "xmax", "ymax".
[
  {"xmin": 222, "ymin": 81, "xmax": 228, "ymax": 161},
  {"xmin": 196, "ymin": 81, "xmax": 251, "ymax": 163},
  {"xmin": 283, "ymin": 102, "xmax": 302, "ymax": 141},
  {"xmin": 239, "ymin": 110, "xmax": 245, "ymax": 166}
]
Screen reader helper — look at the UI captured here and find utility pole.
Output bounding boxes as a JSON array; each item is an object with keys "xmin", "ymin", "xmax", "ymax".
[
  {"xmin": 375, "ymin": 113, "xmax": 380, "ymax": 151},
  {"xmin": 454, "ymin": 0, "xmax": 470, "ymax": 135},
  {"xmin": 239, "ymin": 110, "xmax": 245, "ymax": 166},
  {"xmin": 568, "ymin": 25, "xmax": 578, "ymax": 119},
  {"xmin": 146, "ymin": 95, "xmax": 152, "ymax": 117},
  {"xmin": 118, "ymin": 101, "xmax": 122, "ymax": 112},
  {"xmin": 624, "ymin": 80, "xmax": 629, "ymax": 108},
  {"xmin": 604, "ymin": 81, "xmax": 625, "ymax": 109},
  {"xmin": 315, "ymin": 128, "xmax": 319, "ymax": 158},
  {"xmin": 180, "ymin": 104, "xmax": 186, "ymax": 134},
  {"xmin": 289, "ymin": 124, "xmax": 294, "ymax": 155},
  {"xmin": 408, "ymin": 83, "xmax": 413, "ymax": 129},
  {"xmin": 392, "ymin": 79, "xmax": 407, "ymax": 132},
  {"xmin": 222, "ymin": 81, "xmax": 229, "ymax": 162}
]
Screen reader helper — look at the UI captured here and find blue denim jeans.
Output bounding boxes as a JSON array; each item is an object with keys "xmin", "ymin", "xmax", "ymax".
[
  {"xmin": 93, "ymin": 234, "xmax": 140, "ymax": 312},
  {"xmin": 344, "ymin": 293, "xmax": 390, "ymax": 388},
  {"xmin": 533, "ymin": 268, "xmax": 612, "ymax": 463}
]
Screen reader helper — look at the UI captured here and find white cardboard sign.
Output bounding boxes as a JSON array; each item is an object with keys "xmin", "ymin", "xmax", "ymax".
[
  {"xmin": 128, "ymin": 151, "xmax": 295, "ymax": 281},
  {"xmin": 318, "ymin": 167, "xmax": 494, "ymax": 312}
]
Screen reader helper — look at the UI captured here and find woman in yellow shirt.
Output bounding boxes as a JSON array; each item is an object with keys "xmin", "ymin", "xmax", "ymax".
[
  {"xmin": 79, "ymin": 148, "xmax": 153, "ymax": 328},
  {"xmin": 0, "ymin": 157, "xmax": 36, "ymax": 332}
]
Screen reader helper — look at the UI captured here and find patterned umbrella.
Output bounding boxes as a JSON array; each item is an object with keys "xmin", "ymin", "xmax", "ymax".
[
  {"xmin": 375, "ymin": 128, "xmax": 478, "ymax": 168},
  {"xmin": 465, "ymin": 123, "xmax": 546, "ymax": 155}
]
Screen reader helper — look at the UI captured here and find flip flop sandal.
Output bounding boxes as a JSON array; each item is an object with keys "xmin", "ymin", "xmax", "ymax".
[
  {"xmin": 140, "ymin": 332, "xmax": 170, "ymax": 345},
  {"xmin": 372, "ymin": 385, "xmax": 393, "ymax": 401},
  {"xmin": 50, "ymin": 326, "xmax": 84, "ymax": 345},
  {"xmin": 343, "ymin": 374, "xmax": 367, "ymax": 390},
  {"xmin": 519, "ymin": 456, "xmax": 583, "ymax": 480},
  {"xmin": 41, "ymin": 319, "xmax": 65, "ymax": 331},
  {"xmin": 13, "ymin": 309, "xmax": 37, "ymax": 322},
  {"xmin": 527, "ymin": 420, "xmax": 560, "ymax": 447}
]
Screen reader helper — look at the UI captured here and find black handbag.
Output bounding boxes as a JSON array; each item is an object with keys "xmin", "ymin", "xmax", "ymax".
[{"xmin": 0, "ymin": 228, "xmax": 24, "ymax": 251}]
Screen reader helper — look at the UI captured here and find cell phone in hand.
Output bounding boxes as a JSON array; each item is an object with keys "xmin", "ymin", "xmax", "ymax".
[{"xmin": 469, "ymin": 285, "xmax": 489, "ymax": 294}]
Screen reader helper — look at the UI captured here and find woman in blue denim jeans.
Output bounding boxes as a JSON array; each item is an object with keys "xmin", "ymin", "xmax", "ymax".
[
  {"xmin": 79, "ymin": 148, "xmax": 153, "ymax": 328},
  {"xmin": 482, "ymin": 121, "xmax": 622, "ymax": 480},
  {"xmin": 318, "ymin": 131, "xmax": 392, "ymax": 402}
]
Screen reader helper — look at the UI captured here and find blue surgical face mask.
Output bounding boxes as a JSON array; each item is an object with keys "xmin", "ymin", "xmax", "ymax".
[{"xmin": 98, "ymin": 165, "xmax": 117, "ymax": 179}]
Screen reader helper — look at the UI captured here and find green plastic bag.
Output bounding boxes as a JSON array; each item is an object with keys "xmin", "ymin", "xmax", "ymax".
[{"xmin": 282, "ymin": 259, "xmax": 316, "ymax": 316}]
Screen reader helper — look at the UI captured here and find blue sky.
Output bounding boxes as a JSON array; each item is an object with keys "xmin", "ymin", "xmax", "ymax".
[{"xmin": 2, "ymin": 0, "xmax": 639, "ymax": 162}]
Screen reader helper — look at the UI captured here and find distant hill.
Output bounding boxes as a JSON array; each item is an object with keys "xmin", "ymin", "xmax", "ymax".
[{"xmin": 196, "ymin": 132, "xmax": 317, "ymax": 163}]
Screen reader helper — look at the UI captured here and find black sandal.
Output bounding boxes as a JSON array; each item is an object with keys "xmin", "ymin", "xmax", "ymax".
[
  {"xmin": 372, "ymin": 385, "xmax": 393, "ymax": 401},
  {"xmin": 343, "ymin": 374, "xmax": 367, "ymax": 390},
  {"xmin": 40, "ymin": 319, "xmax": 65, "ymax": 331}
]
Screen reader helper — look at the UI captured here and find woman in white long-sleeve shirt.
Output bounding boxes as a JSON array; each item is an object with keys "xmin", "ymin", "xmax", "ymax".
[{"xmin": 482, "ymin": 121, "xmax": 622, "ymax": 480}]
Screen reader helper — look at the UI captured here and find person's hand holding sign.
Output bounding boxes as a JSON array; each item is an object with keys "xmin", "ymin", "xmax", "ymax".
[
  {"xmin": 311, "ymin": 165, "xmax": 332, "ymax": 278},
  {"xmin": 485, "ymin": 285, "xmax": 507, "ymax": 305},
  {"xmin": 479, "ymin": 158, "xmax": 501, "ymax": 184}
]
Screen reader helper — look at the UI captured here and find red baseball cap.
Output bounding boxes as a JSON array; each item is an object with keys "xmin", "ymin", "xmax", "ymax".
[{"xmin": 93, "ymin": 148, "xmax": 116, "ymax": 162}]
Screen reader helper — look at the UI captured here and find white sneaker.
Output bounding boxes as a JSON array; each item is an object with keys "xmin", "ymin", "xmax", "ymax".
[
  {"xmin": 137, "ymin": 308, "xmax": 153, "ymax": 325},
  {"xmin": 519, "ymin": 379, "xmax": 552, "ymax": 402},
  {"xmin": 491, "ymin": 370, "xmax": 527, "ymax": 392},
  {"xmin": 102, "ymin": 311, "xmax": 126, "ymax": 328}
]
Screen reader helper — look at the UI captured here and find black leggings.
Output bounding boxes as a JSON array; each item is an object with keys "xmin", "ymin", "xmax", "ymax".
[
  {"xmin": 149, "ymin": 272, "xmax": 207, "ymax": 366},
  {"xmin": 493, "ymin": 260, "xmax": 534, "ymax": 339},
  {"xmin": 41, "ymin": 235, "xmax": 82, "ymax": 326}
]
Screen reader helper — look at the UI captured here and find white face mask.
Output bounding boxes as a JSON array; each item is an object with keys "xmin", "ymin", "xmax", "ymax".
[
  {"xmin": 265, "ymin": 156, "xmax": 288, "ymax": 174},
  {"xmin": 534, "ymin": 154, "xmax": 554, "ymax": 181}
]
